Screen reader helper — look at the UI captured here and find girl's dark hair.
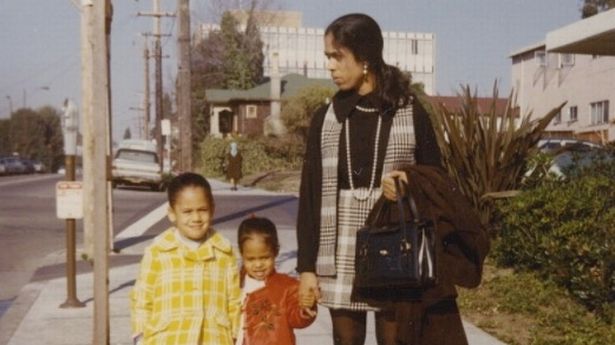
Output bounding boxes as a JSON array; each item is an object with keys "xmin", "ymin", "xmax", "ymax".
[
  {"xmin": 167, "ymin": 172, "xmax": 214, "ymax": 208},
  {"xmin": 325, "ymin": 13, "xmax": 411, "ymax": 112},
  {"xmin": 237, "ymin": 216, "xmax": 280, "ymax": 256}
]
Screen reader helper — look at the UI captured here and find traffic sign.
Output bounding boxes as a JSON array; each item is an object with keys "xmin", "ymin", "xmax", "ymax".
[{"xmin": 56, "ymin": 181, "xmax": 83, "ymax": 219}]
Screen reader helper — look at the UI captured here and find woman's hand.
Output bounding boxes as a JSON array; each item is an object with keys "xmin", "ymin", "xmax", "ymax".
[
  {"xmin": 381, "ymin": 170, "xmax": 408, "ymax": 201},
  {"xmin": 298, "ymin": 272, "xmax": 320, "ymax": 316}
]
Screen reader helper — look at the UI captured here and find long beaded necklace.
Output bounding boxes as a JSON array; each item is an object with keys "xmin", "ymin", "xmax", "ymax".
[{"xmin": 345, "ymin": 105, "xmax": 382, "ymax": 201}]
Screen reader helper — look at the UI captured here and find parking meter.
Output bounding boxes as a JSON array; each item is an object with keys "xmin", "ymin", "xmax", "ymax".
[{"xmin": 62, "ymin": 98, "xmax": 79, "ymax": 156}]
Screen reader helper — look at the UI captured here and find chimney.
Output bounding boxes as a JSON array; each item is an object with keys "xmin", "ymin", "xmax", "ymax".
[{"xmin": 266, "ymin": 51, "xmax": 285, "ymax": 136}]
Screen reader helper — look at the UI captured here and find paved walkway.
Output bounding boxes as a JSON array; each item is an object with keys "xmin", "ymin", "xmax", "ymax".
[{"xmin": 0, "ymin": 179, "xmax": 506, "ymax": 345}]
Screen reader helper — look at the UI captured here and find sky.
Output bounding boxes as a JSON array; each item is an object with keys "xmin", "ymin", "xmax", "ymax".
[{"xmin": 0, "ymin": 0, "xmax": 582, "ymax": 142}]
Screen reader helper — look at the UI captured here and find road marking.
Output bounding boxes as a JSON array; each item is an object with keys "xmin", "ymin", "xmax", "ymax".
[{"xmin": 115, "ymin": 201, "xmax": 168, "ymax": 240}]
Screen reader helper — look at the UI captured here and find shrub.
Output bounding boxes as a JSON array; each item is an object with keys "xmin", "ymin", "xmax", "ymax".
[
  {"xmin": 422, "ymin": 85, "xmax": 563, "ymax": 229},
  {"xmin": 197, "ymin": 135, "xmax": 303, "ymax": 178},
  {"xmin": 494, "ymin": 160, "xmax": 615, "ymax": 319}
]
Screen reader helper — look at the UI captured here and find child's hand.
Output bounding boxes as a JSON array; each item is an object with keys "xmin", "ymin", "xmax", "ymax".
[
  {"xmin": 300, "ymin": 306, "xmax": 317, "ymax": 319},
  {"xmin": 298, "ymin": 287, "xmax": 317, "ymax": 319}
]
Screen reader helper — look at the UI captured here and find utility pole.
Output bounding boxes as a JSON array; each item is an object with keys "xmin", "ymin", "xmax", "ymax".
[
  {"xmin": 138, "ymin": 0, "xmax": 175, "ymax": 172},
  {"xmin": 143, "ymin": 37, "xmax": 151, "ymax": 140},
  {"xmin": 177, "ymin": 0, "xmax": 192, "ymax": 171},
  {"xmin": 81, "ymin": 0, "xmax": 111, "ymax": 343}
]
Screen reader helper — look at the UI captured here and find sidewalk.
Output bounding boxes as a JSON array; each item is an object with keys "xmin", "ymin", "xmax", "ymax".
[{"xmin": 0, "ymin": 179, "xmax": 506, "ymax": 345}]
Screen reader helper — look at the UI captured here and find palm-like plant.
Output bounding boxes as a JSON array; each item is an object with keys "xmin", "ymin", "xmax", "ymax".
[{"xmin": 420, "ymin": 85, "xmax": 565, "ymax": 231}]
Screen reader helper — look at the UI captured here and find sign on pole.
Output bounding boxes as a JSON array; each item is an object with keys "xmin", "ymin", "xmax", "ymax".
[{"xmin": 56, "ymin": 181, "xmax": 84, "ymax": 219}]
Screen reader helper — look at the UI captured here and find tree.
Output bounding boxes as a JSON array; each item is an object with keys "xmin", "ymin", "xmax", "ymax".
[
  {"xmin": 123, "ymin": 127, "xmax": 132, "ymax": 140},
  {"xmin": 580, "ymin": 0, "xmax": 615, "ymax": 18},
  {"xmin": 0, "ymin": 119, "xmax": 10, "ymax": 155},
  {"xmin": 191, "ymin": 4, "xmax": 266, "ymax": 151},
  {"xmin": 8, "ymin": 106, "xmax": 63, "ymax": 172},
  {"xmin": 281, "ymin": 85, "xmax": 335, "ymax": 141}
]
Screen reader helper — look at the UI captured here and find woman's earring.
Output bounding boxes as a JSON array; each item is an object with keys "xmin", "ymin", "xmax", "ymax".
[{"xmin": 363, "ymin": 63, "xmax": 368, "ymax": 82}]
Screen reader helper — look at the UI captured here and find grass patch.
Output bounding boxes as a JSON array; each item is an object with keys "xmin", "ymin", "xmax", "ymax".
[{"xmin": 458, "ymin": 259, "xmax": 615, "ymax": 345}]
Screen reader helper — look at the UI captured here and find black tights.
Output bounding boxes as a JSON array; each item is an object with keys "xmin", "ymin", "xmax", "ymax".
[{"xmin": 330, "ymin": 309, "xmax": 398, "ymax": 345}]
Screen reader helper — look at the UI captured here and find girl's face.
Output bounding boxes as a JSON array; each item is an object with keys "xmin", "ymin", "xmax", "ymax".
[
  {"xmin": 324, "ymin": 33, "xmax": 373, "ymax": 95},
  {"xmin": 241, "ymin": 236, "xmax": 275, "ymax": 281},
  {"xmin": 167, "ymin": 186, "xmax": 214, "ymax": 241}
]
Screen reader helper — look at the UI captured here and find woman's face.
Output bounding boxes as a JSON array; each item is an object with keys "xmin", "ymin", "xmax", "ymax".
[{"xmin": 324, "ymin": 33, "xmax": 373, "ymax": 94}]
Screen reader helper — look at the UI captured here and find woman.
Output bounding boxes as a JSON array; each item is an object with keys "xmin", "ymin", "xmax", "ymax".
[
  {"xmin": 296, "ymin": 13, "xmax": 488, "ymax": 345},
  {"xmin": 225, "ymin": 141, "xmax": 242, "ymax": 191}
]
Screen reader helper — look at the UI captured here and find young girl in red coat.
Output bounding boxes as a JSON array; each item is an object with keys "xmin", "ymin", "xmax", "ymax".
[{"xmin": 235, "ymin": 217, "xmax": 316, "ymax": 345}]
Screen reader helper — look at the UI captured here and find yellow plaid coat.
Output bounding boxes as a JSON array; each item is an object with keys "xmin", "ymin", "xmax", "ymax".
[{"xmin": 130, "ymin": 228, "xmax": 241, "ymax": 345}]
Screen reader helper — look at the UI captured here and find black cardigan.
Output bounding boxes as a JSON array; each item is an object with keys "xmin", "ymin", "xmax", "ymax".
[{"xmin": 296, "ymin": 91, "xmax": 442, "ymax": 273}]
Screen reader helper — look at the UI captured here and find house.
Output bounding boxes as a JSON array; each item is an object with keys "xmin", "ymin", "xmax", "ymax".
[
  {"xmin": 510, "ymin": 8, "xmax": 615, "ymax": 144},
  {"xmin": 428, "ymin": 96, "xmax": 511, "ymax": 116},
  {"xmin": 205, "ymin": 73, "xmax": 334, "ymax": 137}
]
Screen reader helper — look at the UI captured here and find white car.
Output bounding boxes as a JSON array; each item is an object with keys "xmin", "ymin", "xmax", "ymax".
[{"xmin": 112, "ymin": 141, "xmax": 163, "ymax": 191}]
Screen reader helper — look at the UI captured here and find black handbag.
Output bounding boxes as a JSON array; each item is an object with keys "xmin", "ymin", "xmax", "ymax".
[{"xmin": 353, "ymin": 178, "xmax": 437, "ymax": 300}]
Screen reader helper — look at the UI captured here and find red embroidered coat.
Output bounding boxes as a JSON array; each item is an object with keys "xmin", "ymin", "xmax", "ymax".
[{"xmin": 241, "ymin": 272, "xmax": 315, "ymax": 345}]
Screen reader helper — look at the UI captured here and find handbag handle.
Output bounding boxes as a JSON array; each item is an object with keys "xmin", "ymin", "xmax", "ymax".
[{"xmin": 394, "ymin": 176, "xmax": 421, "ymax": 224}]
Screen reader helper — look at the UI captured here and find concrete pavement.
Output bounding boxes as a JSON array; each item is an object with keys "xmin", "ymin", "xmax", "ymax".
[{"xmin": 0, "ymin": 179, "xmax": 506, "ymax": 345}]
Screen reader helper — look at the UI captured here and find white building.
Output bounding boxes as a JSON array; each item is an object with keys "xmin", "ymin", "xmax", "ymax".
[
  {"xmin": 197, "ymin": 11, "xmax": 436, "ymax": 94},
  {"xmin": 510, "ymin": 9, "xmax": 615, "ymax": 143}
]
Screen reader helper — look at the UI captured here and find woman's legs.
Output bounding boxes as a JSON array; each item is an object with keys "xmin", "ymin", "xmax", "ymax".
[
  {"xmin": 329, "ymin": 309, "xmax": 398, "ymax": 345},
  {"xmin": 330, "ymin": 309, "xmax": 367, "ymax": 345},
  {"xmin": 374, "ymin": 310, "xmax": 398, "ymax": 345}
]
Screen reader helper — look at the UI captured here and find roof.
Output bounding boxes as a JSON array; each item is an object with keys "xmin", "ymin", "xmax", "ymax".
[
  {"xmin": 428, "ymin": 96, "xmax": 513, "ymax": 117},
  {"xmin": 509, "ymin": 41, "xmax": 545, "ymax": 58},
  {"xmin": 205, "ymin": 74, "xmax": 335, "ymax": 104},
  {"xmin": 546, "ymin": 8, "xmax": 615, "ymax": 56}
]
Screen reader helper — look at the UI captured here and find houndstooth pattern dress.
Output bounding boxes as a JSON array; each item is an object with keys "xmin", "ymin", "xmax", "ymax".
[{"xmin": 317, "ymin": 102, "xmax": 416, "ymax": 311}]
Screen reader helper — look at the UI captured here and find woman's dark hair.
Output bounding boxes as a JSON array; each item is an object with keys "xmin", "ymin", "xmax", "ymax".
[
  {"xmin": 167, "ymin": 172, "xmax": 214, "ymax": 208},
  {"xmin": 325, "ymin": 13, "xmax": 411, "ymax": 112},
  {"xmin": 237, "ymin": 216, "xmax": 280, "ymax": 256}
]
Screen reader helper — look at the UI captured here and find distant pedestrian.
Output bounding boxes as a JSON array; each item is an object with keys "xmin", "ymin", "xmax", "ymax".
[
  {"xmin": 236, "ymin": 216, "xmax": 316, "ymax": 345},
  {"xmin": 225, "ymin": 142, "xmax": 243, "ymax": 191},
  {"xmin": 130, "ymin": 172, "xmax": 241, "ymax": 345}
]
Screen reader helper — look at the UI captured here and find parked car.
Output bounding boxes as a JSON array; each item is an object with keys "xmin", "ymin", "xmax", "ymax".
[
  {"xmin": 0, "ymin": 156, "xmax": 26, "ymax": 174},
  {"xmin": 19, "ymin": 158, "xmax": 35, "ymax": 174},
  {"xmin": 111, "ymin": 140, "xmax": 163, "ymax": 191},
  {"xmin": 29, "ymin": 159, "xmax": 46, "ymax": 173},
  {"xmin": 0, "ymin": 161, "xmax": 6, "ymax": 175},
  {"xmin": 538, "ymin": 138, "xmax": 601, "ymax": 153},
  {"xmin": 548, "ymin": 146, "xmax": 614, "ymax": 177}
]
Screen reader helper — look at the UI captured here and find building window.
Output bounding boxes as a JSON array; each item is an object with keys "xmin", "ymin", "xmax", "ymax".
[
  {"xmin": 411, "ymin": 39, "xmax": 418, "ymax": 55},
  {"xmin": 246, "ymin": 105, "xmax": 257, "ymax": 119},
  {"xmin": 535, "ymin": 50, "xmax": 546, "ymax": 67},
  {"xmin": 568, "ymin": 106, "xmax": 578, "ymax": 122},
  {"xmin": 559, "ymin": 54, "xmax": 574, "ymax": 67},
  {"xmin": 590, "ymin": 100, "xmax": 609, "ymax": 125}
]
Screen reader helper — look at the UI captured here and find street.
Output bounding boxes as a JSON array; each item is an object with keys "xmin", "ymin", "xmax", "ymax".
[{"xmin": 0, "ymin": 175, "xmax": 298, "ymax": 320}]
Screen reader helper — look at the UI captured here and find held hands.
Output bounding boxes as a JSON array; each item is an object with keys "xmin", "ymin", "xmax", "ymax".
[
  {"xmin": 381, "ymin": 170, "xmax": 408, "ymax": 201},
  {"xmin": 298, "ymin": 272, "xmax": 319, "ymax": 318}
]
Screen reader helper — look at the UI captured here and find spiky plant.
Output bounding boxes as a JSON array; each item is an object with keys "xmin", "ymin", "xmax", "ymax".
[{"xmin": 420, "ymin": 85, "xmax": 564, "ymax": 231}]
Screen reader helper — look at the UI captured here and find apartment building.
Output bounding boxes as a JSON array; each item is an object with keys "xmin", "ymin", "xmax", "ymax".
[
  {"xmin": 196, "ymin": 11, "xmax": 436, "ymax": 94},
  {"xmin": 510, "ymin": 9, "xmax": 615, "ymax": 143}
]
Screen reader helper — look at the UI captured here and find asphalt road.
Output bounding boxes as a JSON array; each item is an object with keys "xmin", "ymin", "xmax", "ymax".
[{"xmin": 0, "ymin": 174, "xmax": 167, "ymax": 315}]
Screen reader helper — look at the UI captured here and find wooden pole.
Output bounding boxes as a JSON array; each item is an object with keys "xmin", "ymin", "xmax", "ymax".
[
  {"xmin": 177, "ymin": 0, "xmax": 192, "ymax": 171},
  {"xmin": 82, "ymin": 0, "xmax": 111, "ymax": 343}
]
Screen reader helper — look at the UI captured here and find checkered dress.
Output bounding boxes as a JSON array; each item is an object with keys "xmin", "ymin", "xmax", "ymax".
[{"xmin": 317, "ymin": 102, "xmax": 416, "ymax": 310}]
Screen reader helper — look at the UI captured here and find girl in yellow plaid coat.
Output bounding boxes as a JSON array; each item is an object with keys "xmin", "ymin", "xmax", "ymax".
[{"xmin": 131, "ymin": 173, "xmax": 241, "ymax": 345}]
